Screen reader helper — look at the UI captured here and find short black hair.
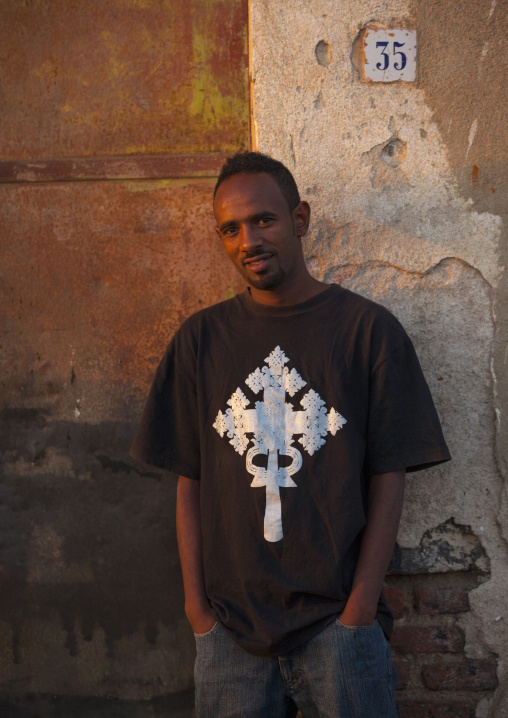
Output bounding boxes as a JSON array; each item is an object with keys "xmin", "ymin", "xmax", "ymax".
[{"xmin": 214, "ymin": 151, "xmax": 301, "ymax": 212}]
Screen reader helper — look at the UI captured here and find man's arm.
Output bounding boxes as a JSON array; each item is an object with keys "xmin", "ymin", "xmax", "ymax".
[
  {"xmin": 176, "ymin": 475, "xmax": 216, "ymax": 634},
  {"xmin": 340, "ymin": 469, "xmax": 405, "ymax": 626}
]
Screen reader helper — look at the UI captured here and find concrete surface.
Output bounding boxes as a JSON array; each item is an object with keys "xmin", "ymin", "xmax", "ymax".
[{"xmin": 250, "ymin": 0, "xmax": 507, "ymax": 714}]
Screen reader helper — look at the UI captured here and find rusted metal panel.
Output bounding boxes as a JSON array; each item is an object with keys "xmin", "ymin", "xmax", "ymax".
[
  {"xmin": 0, "ymin": 179, "xmax": 244, "ymax": 421},
  {"xmin": 0, "ymin": 0, "xmax": 248, "ymax": 700},
  {"xmin": 0, "ymin": 0, "xmax": 249, "ymax": 162}
]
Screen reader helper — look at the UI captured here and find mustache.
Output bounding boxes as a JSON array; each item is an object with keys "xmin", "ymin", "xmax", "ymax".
[{"xmin": 242, "ymin": 249, "xmax": 273, "ymax": 261}]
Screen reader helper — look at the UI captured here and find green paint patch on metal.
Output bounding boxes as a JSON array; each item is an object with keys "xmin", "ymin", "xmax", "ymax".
[{"xmin": 189, "ymin": 0, "xmax": 248, "ymax": 141}]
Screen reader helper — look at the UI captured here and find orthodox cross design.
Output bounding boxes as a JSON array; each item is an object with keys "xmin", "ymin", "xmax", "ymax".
[{"xmin": 213, "ymin": 346, "xmax": 347, "ymax": 542}]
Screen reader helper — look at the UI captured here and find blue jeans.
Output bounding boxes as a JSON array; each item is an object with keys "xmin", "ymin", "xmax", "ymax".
[{"xmin": 194, "ymin": 618, "xmax": 398, "ymax": 717}]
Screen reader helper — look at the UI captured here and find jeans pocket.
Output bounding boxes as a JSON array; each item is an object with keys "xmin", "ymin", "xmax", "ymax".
[
  {"xmin": 194, "ymin": 622, "xmax": 219, "ymax": 639},
  {"xmin": 335, "ymin": 617, "xmax": 379, "ymax": 632}
]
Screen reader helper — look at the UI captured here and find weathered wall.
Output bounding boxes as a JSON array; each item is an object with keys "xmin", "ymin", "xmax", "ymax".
[
  {"xmin": 0, "ymin": 1, "xmax": 247, "ymax": 715},
  {"xmin": 250, "ymin": 0, "xmax": 507, "ymax": 716},
  {"xmin": 1, "ymin": 0, "xmax": 506, "ymax": 715}
]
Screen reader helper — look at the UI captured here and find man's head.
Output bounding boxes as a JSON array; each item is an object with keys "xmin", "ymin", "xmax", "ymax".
[
  {"xmin": 213, "ymin": 154, "xmax": 312, "ymax": 305},
  {"xmin": 214, "ymin": 152, "xmax": 301, "ymax": 214}
]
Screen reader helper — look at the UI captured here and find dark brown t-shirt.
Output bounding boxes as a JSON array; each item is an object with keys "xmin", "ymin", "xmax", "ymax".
[{"xmin": 131, "ymin": 285, "xmax": 451, "ymax": 656}]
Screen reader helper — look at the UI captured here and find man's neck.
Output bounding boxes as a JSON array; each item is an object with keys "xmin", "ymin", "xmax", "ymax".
[{"xmin": 248, "ymin": 273, "xmax": 328, "ymax": 307}]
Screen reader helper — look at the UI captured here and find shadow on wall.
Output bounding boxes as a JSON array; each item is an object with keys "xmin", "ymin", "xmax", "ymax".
[
  {"xmin": 0, "ymin": 690, "xmax": 195, "ymax": 718},
  {"xmin": 0, "ymin": 408, "xmax": 194, "ymax": 689}
]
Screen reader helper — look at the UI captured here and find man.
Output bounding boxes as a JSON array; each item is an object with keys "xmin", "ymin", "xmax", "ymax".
[{"xmin": 131, "ymin": 152, "xmax": 450, "ymax": 717}]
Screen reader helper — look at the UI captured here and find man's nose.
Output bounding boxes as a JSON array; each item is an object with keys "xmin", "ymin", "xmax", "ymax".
[{"xmin": 239, "ymin": 225, "xmax": 263, "ymax": 253}]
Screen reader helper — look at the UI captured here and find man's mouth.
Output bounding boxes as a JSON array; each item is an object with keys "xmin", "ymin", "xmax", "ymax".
[{"xmin": 243, "ymin": 252, "xmax": 273, "ymax": 272}]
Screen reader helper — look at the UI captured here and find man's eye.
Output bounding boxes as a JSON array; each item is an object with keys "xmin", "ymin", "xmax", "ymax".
[
  {"xmin": 258, "ymin": 218, "xmax": 272, "ymax": 227},
  {"xmin": 223, "ymin": 227, "xmax": 238, "ymax": 236}
]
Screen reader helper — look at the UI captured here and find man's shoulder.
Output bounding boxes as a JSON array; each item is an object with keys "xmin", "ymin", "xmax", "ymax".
[
  {"xmin": 155, "ymin": 294, "xmax": 245, "ymax": 366},
  {"xmin": 179, "ymin": 292, "xmax": 245, "ymax": 329},
  {"xmin": 333, "ymin": 285, "xmax": 405, "ymax": 330}
]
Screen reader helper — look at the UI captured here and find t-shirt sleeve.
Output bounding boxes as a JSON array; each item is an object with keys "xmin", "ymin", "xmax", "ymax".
[
  {"xmin": 130, "ymin": 326, "xmax": 201, "ymax": 479},
  {"xmin": 364, "ymin": 325, "xmax": 451, "ymax": 476}
]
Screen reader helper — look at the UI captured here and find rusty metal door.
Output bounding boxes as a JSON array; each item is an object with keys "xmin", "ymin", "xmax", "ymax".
[{"xmin": 0, "ymin": 0, "xmax": 248, "ymax": 708}]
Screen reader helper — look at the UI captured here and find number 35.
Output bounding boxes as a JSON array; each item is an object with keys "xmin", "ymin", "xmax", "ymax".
[{"xmin": 376, "ymin": 41, "xmax": 407, "ymax": 71}]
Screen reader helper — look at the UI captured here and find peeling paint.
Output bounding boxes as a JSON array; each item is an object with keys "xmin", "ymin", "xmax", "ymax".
[
  {"xmin": 479, "ymin": 42, "xmax": 489, "ymax": 72},
  {"xmin": 389, "ymin": 518, "xmax": 490, "ymax": 575},
  {"xmin": 466, "ymin": 118, "xmax": 478, "ymax": 159}
]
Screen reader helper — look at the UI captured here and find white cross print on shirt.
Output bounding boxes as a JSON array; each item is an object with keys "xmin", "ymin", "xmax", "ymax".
[{"xmin": 213, "ymin": 346, "xmax": 347, "ymax": 542}]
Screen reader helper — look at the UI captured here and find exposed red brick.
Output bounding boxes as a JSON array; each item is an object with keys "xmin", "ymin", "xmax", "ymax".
[
  {"xmin": 397, "ymin": 700, "xmax": 476, "ymax": 718},
  {"xmin": 391, "ymin": 626, "xmax": 464, "ymax": 654},
  {"xmin": 384, "ymin": 588, "xmax": 405, "ymax": 619},
  {"xmin": 415, "ymin": 588, "xmax": 470, "ymax": 615},
  {"xmin": 394, "ymin": 660, "xmax": 410, "ymax": 690},
  {"xmin": 422, "ymin": 661, "xmax": 498, "ymax": 691}
]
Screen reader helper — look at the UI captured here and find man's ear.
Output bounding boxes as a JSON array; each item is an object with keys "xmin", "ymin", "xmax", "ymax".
[{"xmin": 293, "ymin": 201, "xmax": 311, "ymax": 237}]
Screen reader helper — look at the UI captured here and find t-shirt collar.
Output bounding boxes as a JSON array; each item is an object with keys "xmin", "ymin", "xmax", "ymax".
[{"xmin": 238, "ymin": 284, "xmax": 340, "ymax": 317}]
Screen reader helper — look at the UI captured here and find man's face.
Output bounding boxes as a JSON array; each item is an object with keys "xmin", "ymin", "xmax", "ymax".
[{"xmin": 214, "ymin": 173, "xmax": 309, "ymax": 293}]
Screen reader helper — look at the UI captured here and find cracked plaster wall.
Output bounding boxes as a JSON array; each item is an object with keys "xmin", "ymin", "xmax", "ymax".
[{"xmin": 250, "ymin": 0, "xmax": 507, "ymax": 714}]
